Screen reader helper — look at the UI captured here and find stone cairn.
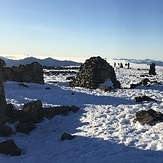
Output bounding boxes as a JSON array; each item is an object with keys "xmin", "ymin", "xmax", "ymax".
[
  {"xmin": 0, "ymin": 59, "xmax": 7, "ymax": 124},
  {"xmin": 149, "ymin": 63, "xmax": 156, "ymax": 75},
  {"xmin": 3, "ymin": 62, "xmax": 44, "ymax": 84},
  {"xmin": 70, "ymin": 56, "xmax": 120, "ymax": 89}
]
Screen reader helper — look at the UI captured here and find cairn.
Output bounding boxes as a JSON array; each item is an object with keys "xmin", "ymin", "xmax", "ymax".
[{"xmin": 70, "ymin": 56, "xmax": 120, "ymax": 89}]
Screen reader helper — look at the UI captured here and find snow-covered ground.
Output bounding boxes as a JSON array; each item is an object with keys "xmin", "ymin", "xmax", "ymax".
[{"xmin": 1, "ymin": 61, "xmax": 163, "ymax": 163}]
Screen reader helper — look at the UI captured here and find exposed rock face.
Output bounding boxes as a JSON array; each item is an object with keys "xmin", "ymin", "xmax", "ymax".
[
  {"xmin": 133, "ymin": 109, "xmax": 163, "ymax": 125},
  {"xmin": 70, "ymin": 56, "xmax": 120, "ymax": 89},
  {"xmin": 3, "ymin": 62, "xmax": 44, "ymax": 84},
  {"xmin": 0, "ymin": 59, "xmax": 7, "ymax": 124}
]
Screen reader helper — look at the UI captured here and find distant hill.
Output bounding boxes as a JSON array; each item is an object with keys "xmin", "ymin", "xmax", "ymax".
[
  {"xmin": 0, "ymin": 56, "xmax": 81, "ymax": 67},
  {"xmin": 113, "ymin": 58, "xmax": 163, "ymax": 66}
]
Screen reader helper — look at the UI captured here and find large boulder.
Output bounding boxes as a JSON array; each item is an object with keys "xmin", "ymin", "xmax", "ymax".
[{"xmin": 70, "ymin": 56, "xmax": 120, "ymax": 89}]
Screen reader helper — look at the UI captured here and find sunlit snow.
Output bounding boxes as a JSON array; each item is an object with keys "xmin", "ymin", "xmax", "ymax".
[{"xmin": 1, "ymin": 60, "xmax": 163, "ymax": 163}]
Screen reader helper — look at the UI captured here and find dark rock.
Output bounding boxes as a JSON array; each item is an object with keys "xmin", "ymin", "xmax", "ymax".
[
  {"xmin": 141, "ymin": 78, "xmax": 150, "ymax": 85},
  {"xmin": 66, "ymin": 76, "xmax": 75, "ymax": 81},
  {"xmin": 60, "ymin": 132, "xmax": 75, "ymax": 141},
  {"xmin": 45, "ymin": 87, "xmax": 51, "ymax": 90},
  {"xmin": 133, "ymin": 109, "xmax": 163, "ymax": 125},
  {"xmin": 149, "ymin": 63, "xmax": 156, "ymax": 75},
  {"xmin": 22, "ymin": 100, "xmax": 43, "ymax": 123},
  {"xmin": 135, "ymin": 96, "xmax": 157, "ymax": 102},
  {"xmin": 7, "ymin": 102, "xmax": 79, "ymax": 123},
  {"xmin": 130, "ymin": 83, "xmax": 141, "ymax": 89},
  {"xmin": 40, "ymin": 106, "xmax": 80, "ymax": 119},
  {"xmin": 16, "ymin": 122, "xmax": 36, "ymax": 134},
  {"xmin": 6, "ymin": 104, "xmax": 27, "ymax": 123},
  {"xmin": 0, "ymin": 139, "xmax": 21, "ymax": 156},
  {"xmin": 99, "ymin": 86, "xmax": 112, "ymax": 92},
  {"xmin": 0, "ymin": 124, "xmax": 13, "ymax": 137},
  {"xmin": 19, "ymin": 83, "xmax": 29, "ymax": 87},
  {"xmin": 70, "ymin": 56, "xmax": 120, "ymax": 89},
  {"xmin": 0, "ymin": 59, "xmax": 7, "ymax": 124},
  {"xmin": 3, "ymin": 62, "xmax": 44, "ymax": 84}
]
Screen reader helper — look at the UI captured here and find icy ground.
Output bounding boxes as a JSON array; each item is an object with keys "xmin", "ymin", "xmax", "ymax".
[{"xmin": 1, "ymin": 61, "xmax": 163, "ymax": 163}]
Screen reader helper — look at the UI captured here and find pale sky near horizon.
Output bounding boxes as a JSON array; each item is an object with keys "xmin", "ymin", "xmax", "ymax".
[{"xmin": 0, "ymin": 0, "xmax": 163, "ymax": 62}]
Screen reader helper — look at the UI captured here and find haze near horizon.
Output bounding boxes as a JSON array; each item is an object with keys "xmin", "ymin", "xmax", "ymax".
[{"xmin": 0, "ymin": 0, "xmax": 163, "ymax": 61}]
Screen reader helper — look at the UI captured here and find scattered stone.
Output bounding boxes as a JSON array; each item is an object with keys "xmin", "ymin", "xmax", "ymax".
[
  {"xmin": 45, "ymin": 87, "xmax": 51, "ymax": 90},
  {"xmin": 19, "ymin": 82, "xmax": 29, "ymax": 87},
  {"xmin": 60, "ymin": 132, "xmax": 75, "ymax": 141},
  {"xmin": 135, "ymin": 96, "xmax": 157, "ymax": 102},
  {"xmin": 133, "ymin": 109, "xmax": 163, "ymax": 125},
  {"xmin": 0, "ymin": 124, "xmax": 13, "ymax": 137},
  {"xmin": 70, "ymin": 56, "xmax": 120, "ymax": 89},
  {"xmin": 99, "ymin": 86, "xmax": 112, "ymax": 92},
  {"xmin": 141, "ymin": 78, "xmax": 150, "ymax": 86},
  {"xmin": 7, "ymin": 102, "xmax": 80, "ymax": 123},
  {"xmin": 16, "ymin": 122, "xmax": 36, "ymax": 134},
  {"xmin": 40, "ymin": 106, "xmax": 80, "ymax": 119},
  {"xmin": 0, "ymin": 139, "xmax": 21, "ymax": 156},
  {"xmin": 66, "ymin": 76, "xmax": 75, "ymax": 81},
  {"xmin": 130, "ymin": 83, "xmax": 141, "ymax": 89}
]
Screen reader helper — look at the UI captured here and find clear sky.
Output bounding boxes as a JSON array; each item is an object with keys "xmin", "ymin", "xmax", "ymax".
[{"xmin": 0, "ymin": 0, "xmax": 163, "ymax": 61}]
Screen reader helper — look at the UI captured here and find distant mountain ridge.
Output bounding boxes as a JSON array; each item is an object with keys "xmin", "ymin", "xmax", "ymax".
[
  {"xmin": 0, "ymin": 56, "xmax": 81, "ymax": 67},
  {"xmin": 113, "ymin": 58, "xmax": 163, "ymax": 66}
]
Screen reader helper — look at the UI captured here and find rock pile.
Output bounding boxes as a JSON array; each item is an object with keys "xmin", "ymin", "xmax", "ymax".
[
  {"xmin": 3, "ymin": 62, "xmax": 44, "ymax": 84},
  {"xmin": 70, "ymin": 56, "xmax": 120, "ymax": 89},
  {"xmin": 6, "ymin": 100, "xmax": 80, "ymax": 124}
]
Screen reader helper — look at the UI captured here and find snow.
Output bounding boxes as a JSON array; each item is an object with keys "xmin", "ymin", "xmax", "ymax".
[{"xmin": 1, "ymin": 61, "xmax": 163, "ymax": 162}]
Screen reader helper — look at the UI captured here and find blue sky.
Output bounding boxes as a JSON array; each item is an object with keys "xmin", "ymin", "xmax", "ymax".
[{"xmin": 0, "ymin": 0, "xmax": 163, "ymax": 61}]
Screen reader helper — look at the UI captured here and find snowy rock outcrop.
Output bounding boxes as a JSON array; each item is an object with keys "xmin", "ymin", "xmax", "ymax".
[{"xmin": 70, "ymin": 56, "xmax": 120, "ymax": 89}]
